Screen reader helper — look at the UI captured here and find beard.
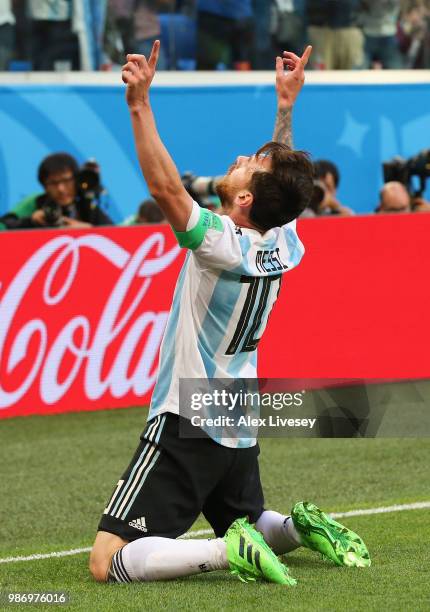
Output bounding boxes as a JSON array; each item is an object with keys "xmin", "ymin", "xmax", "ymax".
[{"xmin": 215, "ymin": 175, "xmax": 234, "ymax": 211}]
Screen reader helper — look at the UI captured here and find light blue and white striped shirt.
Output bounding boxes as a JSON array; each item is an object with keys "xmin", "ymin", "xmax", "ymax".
[{"xmin": 149, "ymin": 201, "xmax": 305, "ymax": 447}]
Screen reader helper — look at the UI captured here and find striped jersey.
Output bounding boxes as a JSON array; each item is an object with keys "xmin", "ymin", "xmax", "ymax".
[{"xmin": 148, "ymin": 201, "xmax": 305, "ymax": 447}]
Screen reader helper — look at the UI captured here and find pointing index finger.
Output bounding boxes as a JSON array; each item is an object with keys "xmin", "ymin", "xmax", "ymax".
[
  {"xmin": 148, "ymin": 39, "xmax": 160, "ymax": 70},
  {"xmin": 300, "ymin": 45, "xmax": 313, "ymax": 67}
]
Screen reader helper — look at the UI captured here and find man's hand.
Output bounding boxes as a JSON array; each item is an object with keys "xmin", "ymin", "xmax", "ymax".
[
  {"xmin": 123, "ymin": 38, "xmax": 193, "ymax": 231},
  {"xmin": 412, "ymin": 197, "xmax": 430, "ymax": 213},
  {"xmin": 321, "ymin": 195, "xmax": 354, "ymax": 217},
  {"xmin": 275, "ymin": 45, "xmax": 312, "ymax": 109},
  {"xmin": 122, "ymin": 40, "xmax": 160, "ymax": 111},
  {"xmin": 31, "ymin": 209, "xmax": 47, "ymax": 226}
]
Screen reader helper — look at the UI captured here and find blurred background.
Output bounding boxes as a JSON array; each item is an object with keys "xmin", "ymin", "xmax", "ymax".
[
  {"xmin": 2, "ymin": 1, "xmax": 430, "ymax": 72},
  {"xmin": 1, "ymin": 0, "xmax": 430, "ymax": 226}
]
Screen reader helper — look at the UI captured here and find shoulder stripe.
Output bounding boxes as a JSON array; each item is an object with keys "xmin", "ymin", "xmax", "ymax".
[{"xmin": 174, "ymin": 208, "xmax": 223, "ymax": 250}]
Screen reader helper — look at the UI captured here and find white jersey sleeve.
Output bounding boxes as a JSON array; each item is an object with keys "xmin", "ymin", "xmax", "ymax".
[
  {"xmin": 173, "ymin": 201, "xmax": 305, "ymax": 275},
  {"xmin": 173, "ymin": 200, "xmax": 242, "ymax": 270}
]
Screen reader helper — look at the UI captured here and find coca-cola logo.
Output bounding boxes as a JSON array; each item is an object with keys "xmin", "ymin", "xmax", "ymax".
[{"xmin": 0, "ymin": 232, "xmax": 181, "ymax": 411}]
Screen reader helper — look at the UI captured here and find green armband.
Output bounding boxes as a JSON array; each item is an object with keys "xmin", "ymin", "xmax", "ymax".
[{"xmin": 173, "ymin": 207, "xmax": 223, "ymax": 250}]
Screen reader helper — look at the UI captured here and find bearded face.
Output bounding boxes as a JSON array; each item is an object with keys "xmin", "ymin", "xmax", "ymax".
[
  {"xmin": 216, "ymin": 154, "xmax": 272, "ymax": 210},
  {"xmin": 215, "ymin": 175, "xmax": 235, "ymax": 210}
]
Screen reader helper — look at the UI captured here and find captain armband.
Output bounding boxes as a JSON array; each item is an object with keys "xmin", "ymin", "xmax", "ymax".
[{"xmin": 173, "ymin": 206, "xmax": 223, "ymax": 250}]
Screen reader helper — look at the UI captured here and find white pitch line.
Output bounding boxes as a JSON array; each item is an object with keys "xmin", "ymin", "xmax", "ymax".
[
  {"xmin": 0, "ymin": 548, "xmax": 92, "ymax": 564},
  {"xmin": 1, "ymin": 501, "xmax": 429, "ymax": 565},
  {"xmin": 180, "ymin": 528, "xmax": 212, "ymax": 539},
  {"xmin": 331, "ymin": 501, "xmax": 430, "ymax": 519}
]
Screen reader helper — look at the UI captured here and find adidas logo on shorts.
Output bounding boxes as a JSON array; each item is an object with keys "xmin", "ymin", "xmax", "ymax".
[{"xmin": 128, "ymin": 516, "xmax": 148, "ymax": 532}]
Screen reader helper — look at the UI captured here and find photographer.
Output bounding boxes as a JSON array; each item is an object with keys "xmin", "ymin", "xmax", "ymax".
[
  {"xmin": 376, "ymin": 181, "xmax": 411, "ymax": 213},
  {"xmin": 376, "ymin": 181, "xmax": 430, "ymax": 213},
  {"xmin": 121, "ymin": 198, "xmax": 167, "ymax": 225},
  {"xmin": 301, "ymin": 159, "xmax": 354, "ymax": 217},
  {"xmin": 0, "ymin": 153, "xmax": 113, "ymax": 230},
  {"xmin": 380, "ymin": 149, "xmax": 430, "ymax": 213}
]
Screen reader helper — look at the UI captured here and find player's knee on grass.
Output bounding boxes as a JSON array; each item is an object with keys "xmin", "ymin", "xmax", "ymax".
[
  {"xmin": 89, "ymin": 554, "xmax": 109, "ymax": 583},
  {"xmin": 89, "ymin": 531, "xmax": 128, "ymax": 583}
]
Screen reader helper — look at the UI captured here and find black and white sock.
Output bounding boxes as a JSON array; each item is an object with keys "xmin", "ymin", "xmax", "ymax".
[
  {"xmin": 255, "ymin": 510, "xmax": 302, "ymax": 554},
  {"xmin": 109, "ymin": 537, "xmax": 228, "ymax": 582}
]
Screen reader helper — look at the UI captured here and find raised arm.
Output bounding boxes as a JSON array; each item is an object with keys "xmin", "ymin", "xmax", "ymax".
[
  {"xmin": 122, "ymin": 41, "xmax": 192, "ymax": 231},
  {"xmin": 272, "ymin": 46, "xmax": 312, "ymax": 148}
]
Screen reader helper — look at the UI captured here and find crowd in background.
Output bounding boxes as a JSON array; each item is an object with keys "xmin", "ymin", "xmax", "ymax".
[
  {"xmin": 1, "ymin": 3, "xmax": 429, "ymax": 228},
  {"xmin": 0, "ymin": 152, "xmax": 429, "ymax": 232},
  {"xmin": 1, "ymin": 1, "xmax": 430, "ymax": 72}
]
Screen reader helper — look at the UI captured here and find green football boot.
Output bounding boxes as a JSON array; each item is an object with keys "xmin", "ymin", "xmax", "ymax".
[
  {"xmin": 224, "ymin": 517, "xmax": 297, "ymax": 585},
  {"xmin": 291, "ymin": 501, "xmax": 371, "ymax": 568}
]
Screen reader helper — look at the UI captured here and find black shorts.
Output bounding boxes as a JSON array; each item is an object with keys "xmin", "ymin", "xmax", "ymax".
[{"xmin": 98, "ymin": 413, "xmax": 264, "ymax": 541}]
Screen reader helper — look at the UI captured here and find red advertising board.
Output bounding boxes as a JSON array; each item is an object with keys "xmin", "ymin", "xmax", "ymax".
[
  {"xmin": 259, "ymin": 212, "xmax": 430, "ymax": 381},
  {"xmin": 0, "ymin": 225, "xmax": 185, "ymax": 418},
  {"xmin": 1, "ymin": 213, "xmax": 429, "ymax": 419}
]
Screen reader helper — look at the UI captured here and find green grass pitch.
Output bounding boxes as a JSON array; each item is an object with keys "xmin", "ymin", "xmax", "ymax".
[{"xmin": 0, "ymin": 407, "xmax": 429, "ymax": 611}]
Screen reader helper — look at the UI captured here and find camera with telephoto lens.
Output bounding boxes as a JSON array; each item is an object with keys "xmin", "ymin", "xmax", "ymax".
[
  {"xmin": 309, "ymin": 179, "xmax": 327, "ymax": 213},
  {"xmin": 383, "ymin": 149, "xmax": 430, "ymax": 197},
  {"xmin": 76, "ymin": 159, "xmax": 102, "ymax": 202},
  {"xmin": 41, "ymin": 197, "xmax": 62, "ymax": 226},
  {"xmin": 181, "ymin": 172, "xmax": 218, "ymax": 208}
]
